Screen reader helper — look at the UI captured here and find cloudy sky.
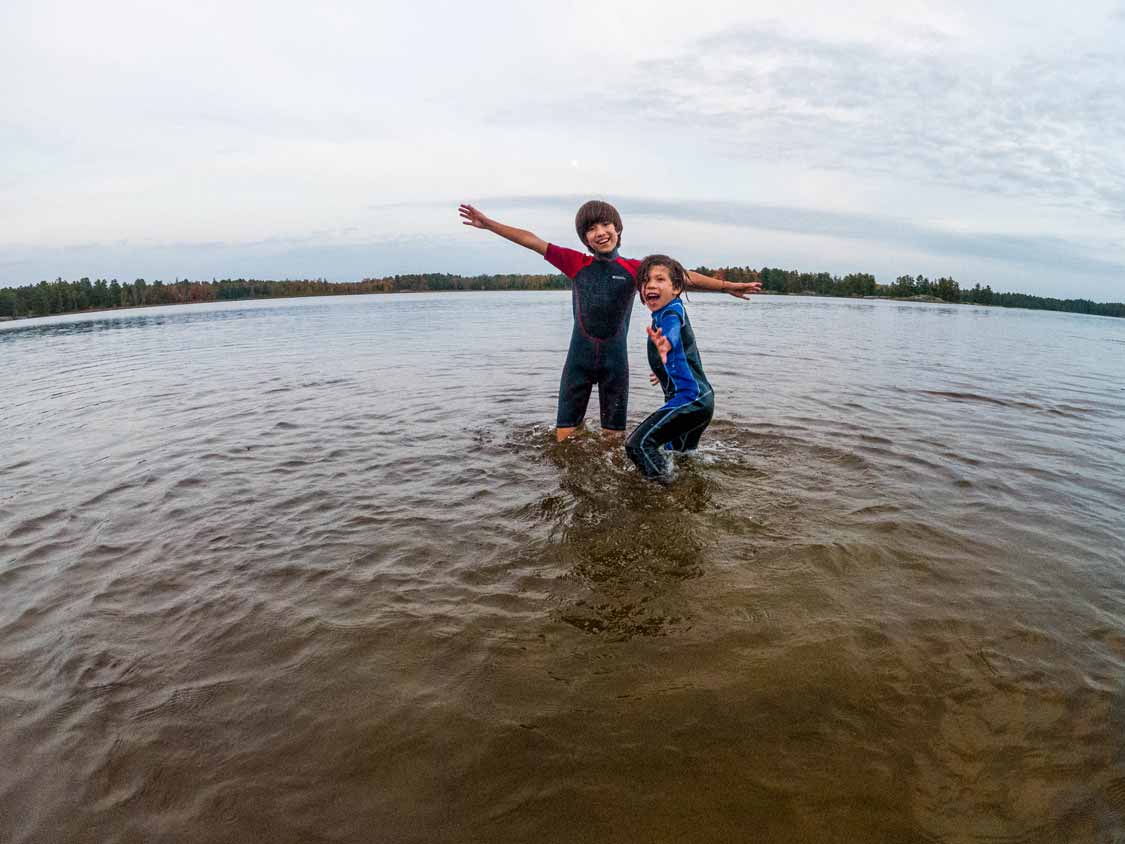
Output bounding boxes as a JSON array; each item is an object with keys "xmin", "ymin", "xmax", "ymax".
[{"xmin": 3, "ymin": 0, "xmax": 1124, "ymax": 298}]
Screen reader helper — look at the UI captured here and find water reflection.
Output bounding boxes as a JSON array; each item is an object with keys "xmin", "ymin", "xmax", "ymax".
[
  {"xmin": 521, "ymin": 432, "xmax": 711, "ymax": 640},
  {"xmin": 0, "ymin": 301, "xmax": 316, "ymax": 342}
]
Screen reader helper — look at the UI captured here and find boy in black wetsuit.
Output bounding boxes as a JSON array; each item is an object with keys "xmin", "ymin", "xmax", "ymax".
[
  {"xmin": 458, "ymin": 200, "xmax": 760, "ymax": 442},
  {"xmin": 626, "ymin": 255, "xmax": 714, "ymax": 481}
]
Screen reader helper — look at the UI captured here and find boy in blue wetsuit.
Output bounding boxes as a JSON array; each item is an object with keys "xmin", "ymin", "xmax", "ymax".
[
  {"xmin": 625, "ymin": 255, "xmax": 714, "ymax": 481},
  {"xmin": 458, "ymin": 201, "xmax": 760, "ymax": 442}
]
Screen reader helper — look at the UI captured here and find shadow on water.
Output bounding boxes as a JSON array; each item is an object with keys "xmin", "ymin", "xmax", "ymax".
[{"xmin": 507, "ymin": 427, "xmax": 735, "ymax": 642}]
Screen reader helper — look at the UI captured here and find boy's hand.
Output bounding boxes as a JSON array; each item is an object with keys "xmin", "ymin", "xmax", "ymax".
[
  {"xmin": 714, "ymin": 268, "xmax": 762, "ymax": 299},
  {"xmin": 724, "ymin": 280, "xmax": 763, "ymax": 299},
  {"xmin": 646, "ymin": 325, "xmax": 670, "ymax": 364},
  {"xmin": 457, "ymin": 203, "xmax": 549, "ymax": 255},
  {"xmin": 649, "ymin": 371, "xmax": 660, "ymax": 386},
  {"xmin": 686, "ymin": 269, "xmax": 763, "ymax": 298},
  {"xmin": 458, "ymin": 204, "xmax": 493, "ymax": 230}
]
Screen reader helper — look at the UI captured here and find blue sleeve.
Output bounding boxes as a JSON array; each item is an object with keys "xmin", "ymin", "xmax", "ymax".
[{"xmin": 658, "ymin": 310, "xmax": 699, "ymax": 405}]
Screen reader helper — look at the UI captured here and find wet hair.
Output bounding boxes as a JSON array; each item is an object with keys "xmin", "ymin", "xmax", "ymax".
[
  {"xmin": 635, "ymin": 254, "xmax": 688, "ymax": 295},
  {"xmin": 574, "ymin": 200, "xmax": 623, "ymax": 252}
]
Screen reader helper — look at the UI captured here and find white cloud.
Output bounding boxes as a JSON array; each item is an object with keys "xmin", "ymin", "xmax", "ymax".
[{"xmin": 2, "ymin": 0, "xmax": 1125, "ymax": 299}]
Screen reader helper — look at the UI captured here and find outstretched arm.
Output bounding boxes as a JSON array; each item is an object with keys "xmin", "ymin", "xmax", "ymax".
[
  {"xmin": 458, "ymin": 204, "xmax": 548, "ymax": 256},
  {"xmin": 685, "ymin": 269, "xmax": 762, "ymax": 300}
]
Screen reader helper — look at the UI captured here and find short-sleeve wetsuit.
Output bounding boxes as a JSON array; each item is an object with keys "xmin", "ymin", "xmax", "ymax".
[
  {"xmin": 544, "ymin": 244, "xmax": 642, "ymax": 431},
  {"xmin": 625, "ymin": 297, "xmax": 715, "ymax": 479}
]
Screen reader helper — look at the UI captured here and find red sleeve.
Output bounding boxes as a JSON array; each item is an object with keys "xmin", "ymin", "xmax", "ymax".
[
  {"xmin": 544, "ymin": 243, "xmax": 592, "ymax": 280},
  {"xmin": 616, "ymin": 257, "xmax": 642, "ymax": 277}
]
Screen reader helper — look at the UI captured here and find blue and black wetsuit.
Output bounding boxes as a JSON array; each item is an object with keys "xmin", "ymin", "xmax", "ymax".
[
  {"xmin": 625, "ymin": 297, "xmax": 714, "ymax": 480},
  {"xmin": 544, "ymin": 244, "xmax": 642, "ymax": 431}
]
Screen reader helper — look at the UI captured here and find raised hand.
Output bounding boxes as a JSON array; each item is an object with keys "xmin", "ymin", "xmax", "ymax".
[
  {"xmin": 646, "ymin": 325, "xmax": 671, "ymax": 364},
  {"xmin": 455, "ymin": 204, "xmax": 548, "ymax": 255},
  {"xmin": 458, "ymin": 203, "xmax": 493, "ymax": 230}
]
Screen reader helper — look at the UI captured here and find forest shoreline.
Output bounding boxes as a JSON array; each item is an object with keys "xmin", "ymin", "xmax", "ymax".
[{"xmin": 2, "ymin": 272, "xmax": 1122, "ymax": 322}]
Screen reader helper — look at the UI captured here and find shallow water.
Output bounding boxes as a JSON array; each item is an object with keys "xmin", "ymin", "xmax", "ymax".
[{"xmin": 1, "ymin": 292, "xmax": 1124, "ymax": 843}]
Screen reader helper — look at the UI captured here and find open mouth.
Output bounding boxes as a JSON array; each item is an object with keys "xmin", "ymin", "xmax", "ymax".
[{"xmin": 644, "ymin": 290, "xmax": 661, "ymax": 302}]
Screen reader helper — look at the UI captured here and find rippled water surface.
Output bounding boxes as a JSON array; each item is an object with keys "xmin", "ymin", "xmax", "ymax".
[{"xmin": 2, "ymin": 292, "xmax": 1124, "ymax": 843}]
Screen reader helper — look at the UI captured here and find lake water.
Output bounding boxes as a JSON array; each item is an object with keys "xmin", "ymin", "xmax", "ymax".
[{"xmin": 1, "ymin": 292, "xmax": 1124, "ymax": 843}]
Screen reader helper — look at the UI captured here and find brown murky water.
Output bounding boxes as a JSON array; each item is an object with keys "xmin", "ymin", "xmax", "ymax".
[{"xmin": 1, "ymin": 292, "xmax": 1123, "ymax": 843}]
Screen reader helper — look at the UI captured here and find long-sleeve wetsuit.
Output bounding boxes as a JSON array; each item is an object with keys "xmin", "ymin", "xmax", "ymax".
[
  {"xmin": 625, "ymin": 297, "xmax": 714, "ymax": 480},
  {"xmin": 544, "ymin": 244, "xmax": 642, "ymax": 430}
]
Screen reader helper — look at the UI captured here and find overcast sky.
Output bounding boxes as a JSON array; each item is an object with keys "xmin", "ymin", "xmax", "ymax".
[{"xmin": 3, "ymin": 0, "xmax": 1124, "ymax": 298}]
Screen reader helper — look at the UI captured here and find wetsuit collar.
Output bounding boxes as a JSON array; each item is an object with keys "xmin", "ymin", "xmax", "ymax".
[
  {"xmin": 651, "ymin": 296, "xmax": 684, "ymax": 321},
  {"xmin": 592, "ymin": 247, "xmax": 620, "ymax": 262}
]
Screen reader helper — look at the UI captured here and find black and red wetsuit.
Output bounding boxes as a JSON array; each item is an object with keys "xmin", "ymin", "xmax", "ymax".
[{"xmin": 544, "ymin": 244, "xmax": 642, "ymax": 431}]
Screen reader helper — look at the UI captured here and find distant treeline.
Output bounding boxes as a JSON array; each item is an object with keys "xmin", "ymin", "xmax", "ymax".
[
  {"xmin": 0, "ymin": 273, "xmax": 569, "ymax": 319},
  {"xmin": 2, "ymin": 269, "xmax": 1122, "ymax": 320},
  {"xmin": 702, "ymin": 267, "xmax": 1125, "ymax": 317}
]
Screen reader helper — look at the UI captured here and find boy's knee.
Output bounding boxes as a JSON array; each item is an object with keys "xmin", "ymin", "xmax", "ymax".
[
  {"xmin": 624, "ymin": 431, "xmax": 644, "ymax": 458},
  {"xmin": 624, "ymin": 437, "xmax": 647, "ymax": 467},
  {"xmin": 625, "ymin": 439, "xmax": 667, "ymax": 480}
]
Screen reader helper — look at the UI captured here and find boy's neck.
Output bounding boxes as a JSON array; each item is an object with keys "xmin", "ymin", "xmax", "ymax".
[
  {"xmin": 652, "ymin": 296, "xmax": 682, "ymax": 316},
  {"xmin": 592, "ymin": 248, "xmax": 620, "ymax": 261}
]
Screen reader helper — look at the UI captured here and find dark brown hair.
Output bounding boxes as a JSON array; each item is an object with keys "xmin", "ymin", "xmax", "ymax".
[
  {"xmin": 635, "ymin": 254, "xmax": 688, "ymax": 294},
  {"xmin": 574, "ymin": 200, "xmax": 623, "ymax": 251}
]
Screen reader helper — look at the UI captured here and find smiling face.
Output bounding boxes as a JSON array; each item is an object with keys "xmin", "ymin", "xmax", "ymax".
[
  {"xmin": 583, "ymin": 220, "xmax": 620, "ymax": 254},
  {"xmin": 641, "ymin": 264, "xmax": 678, "ymax": 311}
]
